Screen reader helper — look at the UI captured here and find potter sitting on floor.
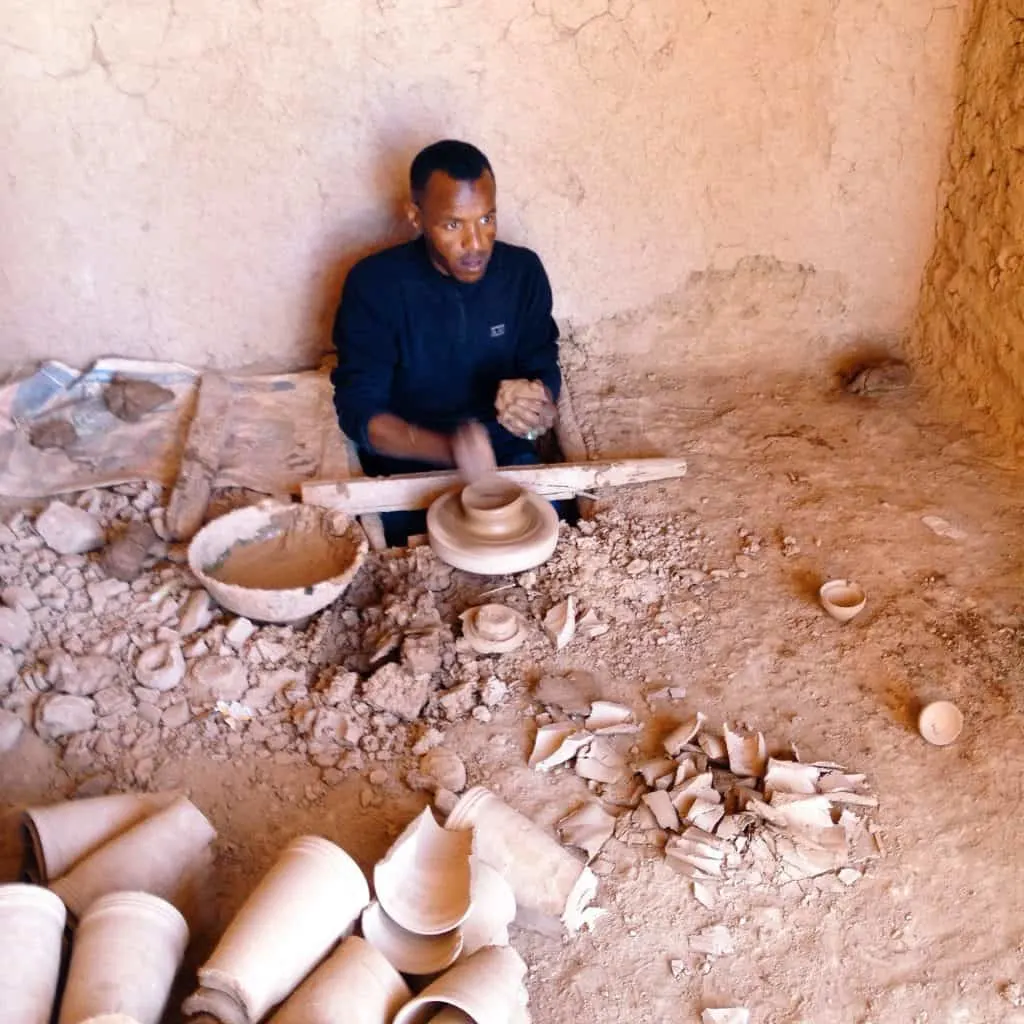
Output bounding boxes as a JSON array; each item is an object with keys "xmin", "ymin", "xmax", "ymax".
[{"xmin": 331, "ymin": 139, "xmax": 562, "ymax": 546}]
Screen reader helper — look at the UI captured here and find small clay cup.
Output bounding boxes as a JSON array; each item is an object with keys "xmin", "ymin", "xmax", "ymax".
[
  {"xmin": 460, "ymin": 481, "xmax": 529, "ymax": 539},
  {"xmin": 0, "ymin": 883, "xmax": 67, "ymax": 1024},
  {"xmin": 59, "ymin": 891, "xmax": 188, "ymax": 1024},
  {"xmin": 818, "ymin": 579, "xmax": 867, "ymax": 623},
  {"xmin": 918, "ymin": 701, "xmax": 964, "ymax": 746}
]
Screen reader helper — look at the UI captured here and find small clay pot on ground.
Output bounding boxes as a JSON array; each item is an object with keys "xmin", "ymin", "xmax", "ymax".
[
  {"xmin": 59, "ymin": 891, "xmax": 189, "ymax": 1024},
  {"xmin": 0, "ymin": 883, "xmax": 67, "ymax": 1024},
  {"xmin": 268, "ymin": 936, "xmax": 410, "ymax": 1024},
  {"xmin": 50, "ymin": 796, "xmax": 215, "ymax": 921},
  {"xmin": 184, "ymin": 836, "xmax": 369, "ymax": 1024},
  {"xmin": 445, "ymin": 787, "xmax": 597, "ymax": 933},
  {"xmin": 22, "ymin": 791, "xmax": 178, "ymax": 884}
]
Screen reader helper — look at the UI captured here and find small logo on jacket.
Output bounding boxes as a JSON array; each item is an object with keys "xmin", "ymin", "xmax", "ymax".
[{"xmin": 490, "ymin": 324, "xmax": 506, "ymax": 338}]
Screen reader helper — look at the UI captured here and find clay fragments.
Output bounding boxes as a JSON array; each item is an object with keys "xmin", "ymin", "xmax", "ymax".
[
  {"xmin": 50, "ymin": 655, "xmax": 120, "ymax": 697},
  {"xmin": 461, "ymin": 858, "xmax": 517, "ymax": 956},
  {"xmin": 101, "ymin": 522, "xmax": 158, "ymax": 582},
  {"xmin": 136, "ymin": 644, "xmax": 186, "ymax": 692},
  {"xmin": 35, "ymin": 501, "xmax": 105, "ymax": 555},
  {"xmin": 35, "ymin": 695, "xmax": 96, "ymax": 740},
  {"xmin": 418, "ymin": 747, "xmax": 468, "ymax": 793},
  {"xmin": 0, "ymin": 709, "xmax": 24, "ymax": 751},
  {"xmin": 557, "ymin": 803, "xmax": 618, "ymax": 862},
  {"xmin": 543, "ymin": 596, "xmax": 577, "ymax": 650},
  {"xmin": 0, "ymin": 605, "xmax": 33, "ymax": 649},
  {"xmin": 363, "ymin": 662, "xmax": 430, "ymax": 721},
  {"xmin": 187, "ymin": 656, "xmax": 247, "ymax": 706}
]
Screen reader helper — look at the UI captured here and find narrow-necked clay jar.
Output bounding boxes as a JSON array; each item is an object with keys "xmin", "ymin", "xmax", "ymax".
[
  {"xmin": 59, "ymin": 891, "xmax": 189, "ymax": 1024},
  {"xmin": 374, "ymin": 808, "xmax": 473, "ymax": 936},
  {"xmin": 0, "ymin": 883, "xmax": 67, "ymax": 1024},
  {"xmin": 445, "ymin": 787, "xmax": 597, "ymax": 934},
  {"xmin": 393, "ymin": 946, "xmax": 529, "ymax": 1024},
  {"xmin": 22, "ymin": 791, "xmax": 178, "ymax": 883},
  {"xmin": 184, "ymin": 836, "xmax": 370, "ymax": 1024},
  {"xmin": 50, "ymin": 796, "xmax": 215, "ymax": 922},
  {"xmin": 269, "ymin": 936, "xmax": 410, "ymax": 1024}
]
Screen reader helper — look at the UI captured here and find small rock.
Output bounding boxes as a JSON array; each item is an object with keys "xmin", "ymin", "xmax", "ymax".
[
  {"xmin": 136, "ymin": 702, "xmax": 162, "ymax": 727},
  {"xmin": 87, "ymin": 578, "xmax": 130, "ymax": 614},
  {"xmin": 105, "ymin": 376, "xmax": 175, "ymax": 422},
  {"xmin": 418, "ymin": 747, "xmax": 467, "ymax": 793},
  {"xmin": 401, "ymin": 631, "xmax": 442, "ymax": 676},
  {"xmin": 322, "ymin": 670, "xmax": 358, "ymax": 707},
  {"xmin": 187, "ymin": 655, "xmax": 247, "ymax": 706},
  {"xmin": 480, "ymin": 676, "xmax": 508, "ymax": 708},
  {"xmin": 626, "ymin": 558, "xmax": 650, "ymax": 577},
  {"xmin": 471, "ymin": 706, "xmax": 492, "ymax": 724},
  {"xmin": 2, "ymin": 586, "xmax": 40, "ymax": 612},
  {"xmin": 35, "ymin": 694, "xmax": 96, "ymax": 740},
  {"xmin": 438, "ymin": 681, "xmax": 476, "ymax": 721},
  {"xmin": 93, "ymin": 687, "xmax": 135, "ymax": 718},
  {"xmin": 368, "ymin": 768, "xmax": 388, "ymax": 786},
  {"xmin": 0, "ymin": 650, "xmax": 17, "ymax": 687},
  {"xmin": 101, "ymin": 522, "xmax": 158, "ymax": 582},
  {"xmin": 225, "ymin": 617, "xmax": 257, "ymax": 648},
  {"xmin": 178, "ymin": 590, "xmax": 214, "ymax": 635},
  {"xmin": 0, "ymin": 709, "xmax": 24, "ymax": 751},
  {"xmin": 411, "ymin": 726, "xmax": 444, "ymax": 757},
  {"xmin": 35, "ymin": 501, "xmax": 105, "ymax": 555},
  {"xmin": 28, "ymin": 419, "xmax": 77, "ymax": 450},
  {"xmin": 162, "ymin": 700, "xmax": 192, "ymax": 729},
  {"xmin": 54, "ymin": 655, "xmax": 120, "ymax": 696},
  {"xmin": 135, "ymin": 643, "xmax": 186, "ymax": 692},
  {"xmin": 0, "ymin": 606, "xmax": 33, "ymax": 650},
  {"xmin": 363, "ymin": 662, "xmax": 430, "ymax": 721}
]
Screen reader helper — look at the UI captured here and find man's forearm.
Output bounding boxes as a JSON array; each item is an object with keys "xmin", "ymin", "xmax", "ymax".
[{"xmin": 366, "ymin": 413, "xmax": 454, "ymax": 464}]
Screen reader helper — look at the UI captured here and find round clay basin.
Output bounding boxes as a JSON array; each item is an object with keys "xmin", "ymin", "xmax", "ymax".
[
  {"xmin": 818, "ymin": 579, "xmax": 867, "ymax": 623},
  {"xmin": 188, "ymin": 502, "xmax": 367, "ymax": 624}
]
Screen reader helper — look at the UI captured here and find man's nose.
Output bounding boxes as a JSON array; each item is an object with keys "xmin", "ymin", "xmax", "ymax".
[{"xmin": 464, "ymin": 223, "xmax": 484, "ymax": 251}]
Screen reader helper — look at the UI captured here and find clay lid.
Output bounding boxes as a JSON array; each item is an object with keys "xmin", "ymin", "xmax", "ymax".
[{"xmin": 918, "ymin": 700, "xmax": 963, "ymax": 746}]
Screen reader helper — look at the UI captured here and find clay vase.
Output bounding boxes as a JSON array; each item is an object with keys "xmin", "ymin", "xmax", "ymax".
[
  {"xmin": 393, "ymin": 946, "xmax": 529, "ymax": 1024},
  {"xmin": 361, "ymin": 901, "xmax": 463, "ymax": 976},
  {"xmin": 268, "ymin": 936, "xmax": 410, "ymax": 1024},
  {"xmin": 59, "ymin": 891, "xmax": 189, "ymax": 1024},
  {"xmin": 22, "ymin": 791, "xmax": 178, "ymax": 883},
  {"xmin": 445, "ymin": 787, "xmax": 597, "ymax": 933},
  {"xmin": 374, "ymin": 808, "xmax": 473, "ymax": 936},
  {"xmin": 184, "ymin": 836, "xmax": 370, "ymax": 1024},
  {"xmin": 0, "ymin": 883, "xmax": 67, "ymax": 1024},
  {"xmin": 460, "ymin": 860, "xmax": 516, "ymax": 958},
  {"xmin": 50, "ymin": 796, "xmax": 215, "ymax": 921}
]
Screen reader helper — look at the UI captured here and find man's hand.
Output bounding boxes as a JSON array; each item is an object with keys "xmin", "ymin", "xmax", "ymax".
[
  {"xmin": 496, "ymin": 379, "xmax": 557, "ymax": 440},
  {"xmin": 451, "ymin": 421, "xmax": 497, "ymax": 483}
]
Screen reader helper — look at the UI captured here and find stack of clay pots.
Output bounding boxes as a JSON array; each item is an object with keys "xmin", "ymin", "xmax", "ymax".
[{"xmin": 3, "ymin": 790, "xmax": 217, "ymax": 1024}]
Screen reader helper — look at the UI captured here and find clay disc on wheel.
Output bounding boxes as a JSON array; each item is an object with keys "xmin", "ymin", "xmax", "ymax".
[{"xmin": 427, "ymin": 487, "xmax": 559, "ymax": 575}]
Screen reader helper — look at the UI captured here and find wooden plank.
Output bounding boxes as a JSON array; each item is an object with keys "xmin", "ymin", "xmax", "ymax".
[
  {"xmin": 165, "ymin": 373, "xmax": 233, "ymax": 541},
  {"xmin": 301, "ymin": 457, "xmax": 687, "ymax": 515}
]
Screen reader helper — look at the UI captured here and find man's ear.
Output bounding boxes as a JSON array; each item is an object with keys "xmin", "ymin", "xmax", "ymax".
[{"xmin": 405, "ymin": 200, "xmax": 422, "ymax": 236}]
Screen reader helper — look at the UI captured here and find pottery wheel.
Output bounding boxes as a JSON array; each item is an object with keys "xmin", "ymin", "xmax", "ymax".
[{"xmin": 427, "ymin": 479, "xmax": 559, "ymax": 576}]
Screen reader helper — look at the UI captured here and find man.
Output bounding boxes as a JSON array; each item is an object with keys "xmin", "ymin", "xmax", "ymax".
[{"xmin": 331, "ymin": 139, "xmax": 561, "ymax": 544}]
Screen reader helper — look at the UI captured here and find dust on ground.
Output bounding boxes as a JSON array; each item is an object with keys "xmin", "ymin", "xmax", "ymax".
[{"xmin": 2, "ymin": 365, "xmax": 1024, "ymax": 1024}]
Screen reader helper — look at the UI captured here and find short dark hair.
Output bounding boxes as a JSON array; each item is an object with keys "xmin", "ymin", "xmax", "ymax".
[{"xmin": 410, "ymin": 140, "xmax": 493, "ymax": 202}]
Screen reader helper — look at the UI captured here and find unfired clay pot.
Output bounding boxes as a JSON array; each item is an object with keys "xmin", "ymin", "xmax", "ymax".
[
  {"xmin": 460, "ymin": 860, "xmax": 516, "ymax": 958},
  {"xmin": 918, "ymin": 700, "xmax": 964, "ymax": 746},
  {"xmin": 59, "ymin": 891, "xmax": 189, "ymax": 1024},
  {"xmin": 393, "ymin": 946, "xmax": 529, "ymax": 1024},
  {"xmin": 818, "ymin": 579, "xmax": 867, "ymax": 623},
  {"xmin": 22, "ymin": 791, "xmax": 178, "ymax": 883},
  {"xmin": 0, "ymin": 883, "xmax": 67, "ymax": 1024},
  {"xmin": 374, "ymin": 808, "xmax": 473, "ymax": 936},
  {"xmin": 49, "ymin": 796, "xmax": 215, "ymax": 921},
  {"xmin": 268, "ymin": 936, "xmax": 410, "ymax": 1024},
  {"xmin": 460, "ymin": 605, "xmax": 529, "ymax": 655},
  {"xmin": 184, "ymin": 836, "xmax": 370, "ymax": 1024},
  {"xmin": 427, "ymin": 480, "xmax": 558, "ymax": 576},
  {"xmin": 445, "ymin": 787, "xmax": 597, "ymax": 934},
  {"xmin": 361, "ymin": 901, "xmax": 463, "ymax": 976}
]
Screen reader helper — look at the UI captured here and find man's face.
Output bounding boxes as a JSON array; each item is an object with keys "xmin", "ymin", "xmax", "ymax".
[{"xmin": 409, "ymin": 170, "xmax": 497, "ymax": 284}]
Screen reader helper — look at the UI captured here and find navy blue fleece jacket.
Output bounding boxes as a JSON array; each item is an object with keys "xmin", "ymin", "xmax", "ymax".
[{"xmin": 331, "ymin": 237, "xmax": 561, "ymax": 451}]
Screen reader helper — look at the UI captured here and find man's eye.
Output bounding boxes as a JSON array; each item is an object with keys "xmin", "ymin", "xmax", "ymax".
[
  {"xmin": 481, "ymin": 215, "xmax": 494, "ymax": 225},
  {"xmin": 445, "ymin": 221, "xmax": 458, "ymax": 230}
]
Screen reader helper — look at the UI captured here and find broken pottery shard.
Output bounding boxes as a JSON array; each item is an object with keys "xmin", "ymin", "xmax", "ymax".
[
  {"xmin": 723, "ymin": 723, "xmax": 767, "ymax": 778},
  {"xmin": 642, "ymin": 790, "xmax": 680, "ymax": 832},
  {"xmin": 697, "ymin": 731, "xmax": 728, "ymax": 763},
  {"xmin": 35, "ymin": 501, "xmax": 105, "ymax": 555},
  {"xmin": 693, "ymin": 881, "xmax": 717, "ymax": 909},
  {"xmin": 105, "ymin": 376, "xmax": 175, "ymax": 421},
  {"xmin": 663, "ymin": 713, "xmax": 706, "ymax": 757},
  {"xmin": 574, "ymin": 737, "xmax": 627, "ymax": 785},
  {"xmin": 837, "ymin": 867, "xmax": 862, "ymax": 886},
  {"xmin": 690, "ymin": 925, "xmax": 735, "ymax": 957},
  {"xmin": 764, "ymin": 758, "xmax": 821, "ymax": 796},
  {"xmin": 843, "ymin": 359, "xmax": 911, "ymax": 395},
  {"xmin": 577, "ymin": 608, "xmax": 609, "ymax": 640},
  {"xmin": 178, "ymin": 590, "xmax": 214, "ymax": 636},
  {"xmin": 543, "ymin": 596, "xmax": 577, "ymax": 650},
  {"xmin": 669, "ymin": 772, "xmax": 715, "ymax": 814},
  {"xmin": 557, "ymin": 802, "xmax": 617, "ymax": 862},
  {"xmin": 585, "ymin": 701, "xmax": 634, "ymax": 733},
  {"xmin": 921, "ymin": 514, "xmax": 967, "ymax": 541},
  {"xmin": 766, "ymin": 793, "xmax": 836, "ymax": 831},
  {"xmin": 702, "ymin": 1009, "xmax": 750, "ymax": 1024},
  {"xmin": 530, "ymin": 725, "xmax": 592, "ymax": 772},
  {"xmin": 637, "ymin": 757, "xmax": 676, "ymax": 787},
  {"xmin": 686, "ymin": 798, "xmax": 725, "ymax": 833},
  {"xmin": 816, "ymin": 771, "xmax": 868, "ymax": 794},
  {"xmin": 363, "ymin": 662, "xmax": 431, "ymax": 721}
]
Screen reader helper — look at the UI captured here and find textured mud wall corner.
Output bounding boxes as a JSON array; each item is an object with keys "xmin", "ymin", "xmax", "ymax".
[
  {"xmin": 911, "ymin": 1, "xmax": 1024, "ymax": 445},
  {"xmin": 1, "ymin": 0, "xmax": 969, "ymax": 374}
]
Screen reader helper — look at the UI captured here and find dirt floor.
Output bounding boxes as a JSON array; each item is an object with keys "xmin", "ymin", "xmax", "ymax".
[{"xmin": 2, "ymin": 364, "xmax": 1024, "ymax": 1024}]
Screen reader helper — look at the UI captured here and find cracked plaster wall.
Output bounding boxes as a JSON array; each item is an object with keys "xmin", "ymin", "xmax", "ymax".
[
  {"xmin": 1, "ymin": 0, "xmax": 970, "ymax": 373},
  {"xmin": 910, "ymin": 0, "xmax": 1024, "ymax": 447}
]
